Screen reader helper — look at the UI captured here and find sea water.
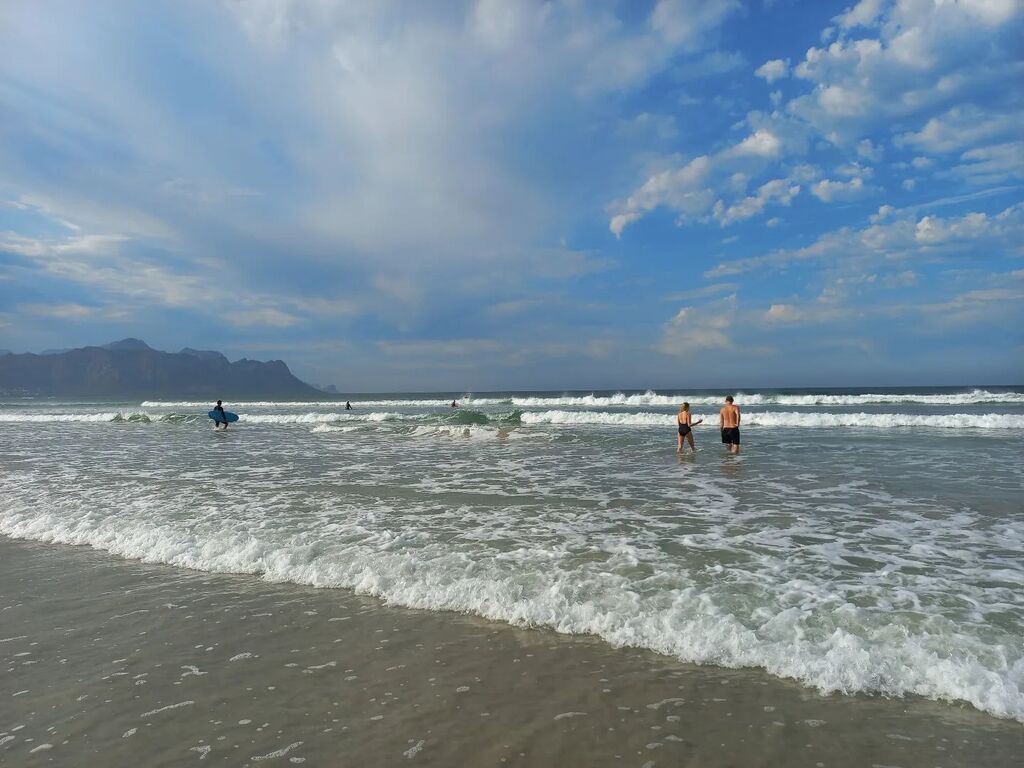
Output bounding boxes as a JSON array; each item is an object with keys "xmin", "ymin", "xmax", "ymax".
[{"xmin": 1, "ymin": 387, "xmax": 1022, "ymax": 721}]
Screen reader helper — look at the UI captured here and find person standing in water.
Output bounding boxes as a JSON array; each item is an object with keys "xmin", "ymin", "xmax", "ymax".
[
  {"xmin": 719, "ymin": 395, "xmax": 741, "ymax": 453},
  {"xmin": 345, "ymin": 401, "xmax": 353, "ymax": 410},
  {"xmin": 213, "ymin": 399, "xmax": 229, "ymax": 430},
  {"xmin": 676, "ymin": 402, "xmax": 703, "ymax": 453},
  {"xmin": 450, "ymin": 399, "xmax": 459, "ymax": 408}
]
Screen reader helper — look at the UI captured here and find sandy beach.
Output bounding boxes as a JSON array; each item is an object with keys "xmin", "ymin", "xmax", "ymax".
[{"xmin": 2, "ymin": 536, "xmax": 1020, "ymax": 767}]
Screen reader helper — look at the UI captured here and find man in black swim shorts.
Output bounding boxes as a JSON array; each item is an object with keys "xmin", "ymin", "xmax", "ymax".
[{"xmin": 719, "ymin": 395, "xmax": 741, "ymax": 454}]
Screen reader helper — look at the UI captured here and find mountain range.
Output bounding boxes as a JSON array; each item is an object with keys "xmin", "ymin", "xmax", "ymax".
[{"xmin": 0, "ymin": 339, "xmax": 332, "ymax": 399}]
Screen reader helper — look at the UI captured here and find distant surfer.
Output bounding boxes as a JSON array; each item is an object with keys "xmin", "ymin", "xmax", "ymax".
[
  {"xmin": 450, "ymin": 399, "xmax": 459, "ymax": 408},
  {"xmin": 676, "ymin": 402, "xmax": 703, "ymax": 453},
  {"xmin": 719, "ymin": 395, "xmax": 740, "ymax": 453},
  {"xmin": 345, "ymin": 401, "xmax": 353, "ymax": 410},
  {"xmin": 213, "ymin": 399, "xmax": 229, "ymax": 430}
]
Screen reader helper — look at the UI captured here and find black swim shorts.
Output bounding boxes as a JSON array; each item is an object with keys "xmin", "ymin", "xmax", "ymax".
[
  {"xmin": 721, "ymin": 427, "xmax": 740, "ymax": 445},
  {"xmin": 678, "ymin": 424, "xmax": 691, "ymax": 437}
]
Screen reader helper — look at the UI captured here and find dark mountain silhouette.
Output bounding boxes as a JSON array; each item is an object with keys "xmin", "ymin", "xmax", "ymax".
[
  {"xmin": 0, "ymin": 339, "xmax": 331, "ymax": 399},
  {"xmin": 102, "ymin": 338, "xmax": 152, "ymax": 352}
]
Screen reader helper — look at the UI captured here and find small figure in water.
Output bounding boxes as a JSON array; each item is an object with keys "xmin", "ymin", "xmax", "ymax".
[
  {"xmin": 719, "ymin": 395, "xmax": 741, "ymax": 454},
  {"xmin": 676, "ymin": 402, "xmax": 703, "ymax": 453},
  {"xmin": 450, "ymin": 399, "xmax": 459, "ymax": 408},
  {"xmin": 345, "ymin": 401, "xmax": 353, "ymax": 410},
  {"xmin": 213, "ymin": 399, "xmax": 228, "ymax": 430}
]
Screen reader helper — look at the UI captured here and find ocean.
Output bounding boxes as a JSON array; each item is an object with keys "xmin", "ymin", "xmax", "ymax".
[{"xmin": 1, "ymin": 386, "xmax": 1022, "ymax": 735}]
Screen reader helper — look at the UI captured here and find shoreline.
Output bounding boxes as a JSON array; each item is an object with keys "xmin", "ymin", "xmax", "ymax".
[{"xmin": 2, "ymin": 536, "xmax": 1021, "ymax": 767}]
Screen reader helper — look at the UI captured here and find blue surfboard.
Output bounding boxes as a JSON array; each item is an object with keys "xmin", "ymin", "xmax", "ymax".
[{"xmin": 208, "ymin": 410, "xmax": 239, "ymax": 423}]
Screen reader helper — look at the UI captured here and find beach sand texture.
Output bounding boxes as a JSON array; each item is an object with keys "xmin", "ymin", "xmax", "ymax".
[{"xmin": 2, "ymin": 537, "xmax": 1021, "ymax": 768}]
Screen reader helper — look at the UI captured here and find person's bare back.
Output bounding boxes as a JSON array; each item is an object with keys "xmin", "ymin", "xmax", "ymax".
[
  {"xmin": 719, "ymin": 395, "xmax": 741, "ymax": 453},
  {"xmin": 720, "ymin": 404, "xmax": 740, "ymax": 428}
]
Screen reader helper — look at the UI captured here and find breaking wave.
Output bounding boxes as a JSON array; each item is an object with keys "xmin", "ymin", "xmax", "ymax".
[
  {"xmin": 506, "ymin": 389, "xmax": 1024, "ymax": 408},
  {"xmin": 521, "ymin": 410, "xmax": 1024, "ymax": 429},
  {"xmin": 139, "ymin": 389, "xmax": 1024, "ymax": 410},
  {"xmin": 1, "ymin": 475, "xmax": 1021, "ymax": 722},
  {"xmin": 0, "ymin": 412, "xmax": 198, "ymax": 424},
  {"xmin": 4, "ymin": 409, "xmax": 1024, "ymax": 429}
]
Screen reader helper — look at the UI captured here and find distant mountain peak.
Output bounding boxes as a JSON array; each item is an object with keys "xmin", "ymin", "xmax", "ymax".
[
  {"xmin": 179, "ymin": 347, "xmax": 229, "ymax": 363},
  {"xmin": 102, "ymin": 338, "xmax": 153, "ymax": 352},
  {"xmin": 0, "ymin": 342, "xmax": 330, "ymax": 398}
]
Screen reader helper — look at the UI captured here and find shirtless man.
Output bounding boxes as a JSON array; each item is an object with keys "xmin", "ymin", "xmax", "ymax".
[{"xmin": 719, "ymin": 395, "xmax": 740, "ymax": 454}]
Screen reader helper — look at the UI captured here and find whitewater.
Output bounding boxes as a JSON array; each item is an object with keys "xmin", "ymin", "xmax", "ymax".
[{"xmin": 1, "ymin": 387, "xmax": 1023, "ymax": 722}]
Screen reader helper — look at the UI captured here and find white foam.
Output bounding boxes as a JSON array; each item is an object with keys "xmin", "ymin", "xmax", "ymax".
[
  {"xmin": 12, "ymin": 399, "xmax": 1021, "ymax": 432},
  {"xmin": 408, "ymin": 425, "xmax": 518, "ymax": 440},
  {"xmin": 140, "ymin": 701, "xmax": 194, "ymax": 718},
  {"xmin": 140, "ymin": 389, "xmax": 1024, "ymax": 409},
  {"xmin": 142, "ymin": 399, "xmax": 462, "ymax": 408},
  {"xmin": 0, "ymin": 412, "xmax": 142, "ymax": 423},
  {"xmin": 2, "ymin": 480, "xmax": 1021, "ymax": 723},
  {"xmin": 252, "ymin": 742, "xmax": 303, "ymax": 761},
  {"xmin": 520, "ymin": 410, "xmax": 1024, "ymax": 429},
  {"xmin": 0, "ymin": 411, "xmax": 196, "ymax": 424},
  {"xmin": 241, "ymin": 412, "xmax": 413, "ymax": 424},
  {"xmin": 510, "ymin": 389, "xmax": 1024, "ymax": 407}
]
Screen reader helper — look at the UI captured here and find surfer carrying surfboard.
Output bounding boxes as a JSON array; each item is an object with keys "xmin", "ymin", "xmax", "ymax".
[{"xmin": 213, "ymin": 399, "xmax": 229, "ymax": 430}]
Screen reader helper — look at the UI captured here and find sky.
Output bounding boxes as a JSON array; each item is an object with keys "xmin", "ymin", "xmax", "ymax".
[{"xmin": 0, "ymin": 0, "xmax": 1022, "ymax": 391}]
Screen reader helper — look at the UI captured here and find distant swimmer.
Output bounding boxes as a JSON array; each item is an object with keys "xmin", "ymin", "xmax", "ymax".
[
  {"xmin": 719, "ymin": 395, "xmax": 740, "ymax": 453},
  {"xmin": 345, "ymin": 401, "xmax": 353, "ymax": 410},
  {"xmin": 450, "ymin": 399, "xmax": 459, "ymax": 408},
  {"xmin": 676, "ymin": 402, "xmax": 703, "ymax": 453},
  {"xmin": 213, "ymin": 399, "xmax": 229, "ymax": 430}
]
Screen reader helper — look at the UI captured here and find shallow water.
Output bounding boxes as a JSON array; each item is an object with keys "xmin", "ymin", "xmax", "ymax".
[
  {"xmin": 1, "ymin": 387, "xmax": 1022, "ymax": 722},
  {"xmin": 3, "ymin": 537, "xmax": 1022, "ymax": 767}
]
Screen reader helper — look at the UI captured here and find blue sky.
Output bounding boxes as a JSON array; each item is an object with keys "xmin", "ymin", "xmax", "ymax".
[{"xmin": 1, "ymin": 0, "xmax": 1021, "ymax": 391}]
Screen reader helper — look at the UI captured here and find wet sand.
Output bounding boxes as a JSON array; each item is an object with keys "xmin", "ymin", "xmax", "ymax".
[{"xmin": 1, "ymin": 537, "xmax": 1020, "ymax": 767}]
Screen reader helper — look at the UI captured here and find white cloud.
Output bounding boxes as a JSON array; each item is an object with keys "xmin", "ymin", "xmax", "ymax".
[
  {"xmin": 609, "ymin": 155, "xmax": 714, "ymax": 236},
  {"xmin": 856, "ymin": 139, "xmax": 882, "ymax": 162},
  {"xmin": 2, "ymin": 0, "xmax": 752, "ymax": 350},
  {"xmin": 610, "ymin": 128, "xmax": 787, "ymax": 235},
  {"xmin": 948, "ymin": 141, "xmax": 1024, "ymax": 185},
  {"xmin": 835, "ymin": 162, "xmax": 874, "ymax": 179},
  {"xmin": 811, "ymin": 176, "xmax": 867, "ymax": 202},
  {"xmin": 17, "ymin": 303, "xmax": 106, "ymax": 320},
  {"xmin": 650, "ymin": 0, "xmax": 743, "ymax": 50},
  {"xmin": 835, "ymin": 0, "xmax": 886, "ymax": 30},
  {"xmin": 1, "ymin": 230, "xmax": 212, "ymax": 308},
  {"xmin": 895, "ymin": 106, "xmax": 1019, "ymax": 153},
  {"xmin": 712, "ymin": 179, "xmax": 800, "ymax": 226},
  {"xmin": 763, "ymin": 302, "xmax": 850, "ymax": 325},
  {"xmin": 707, "ymin": 202, "xmax": 1024, "ymax": 277},
  {"xmin": 729, "ymin": 129, "xmax": 783, "ymax": 158},
  {"xmin": 225, "ymin": 308, "xmax": 303, "ymax": 328},
  {"xmin": 870, "ymin": 204, "xmax": 896, "ymax": 222},
  {"xmin": 659, "ymin": 294, "xmax": 737, "ymax": 356},
  {"xmin": 0, "ymin": 214, "xmax": 364, "ymax": 329},
  {"xmin": 787, "ymin": 0, "xmax": 1023, "ymax": 144},
  {"xmin": 666, "ymin": 282, "xmax": 739, "ymax": 301},
  {"xmin": 755, "ymin": 58, "xmax": 789, "ymax": 83},
  {"xmin": 914, "ymin": 211, "xmax": 998, "ymax": 245}
]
